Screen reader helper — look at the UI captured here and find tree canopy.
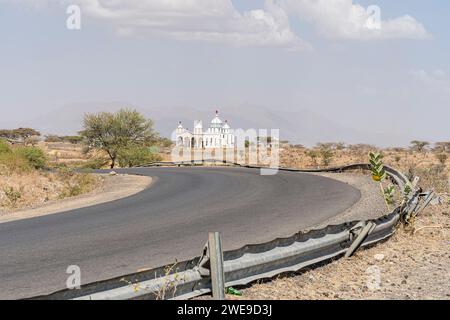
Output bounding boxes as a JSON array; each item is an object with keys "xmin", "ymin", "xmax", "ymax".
[{"xmin": 79, "ymin": 108, "xmax": 157, "ymax": 168}]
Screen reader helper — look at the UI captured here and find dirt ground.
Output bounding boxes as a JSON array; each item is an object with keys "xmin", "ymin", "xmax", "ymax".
[{"xmin": 237, "ymin": 202, "xmax": 449, "ymax": 300}]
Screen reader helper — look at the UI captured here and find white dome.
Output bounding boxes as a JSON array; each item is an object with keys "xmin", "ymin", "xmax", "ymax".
[
  {"xmin": 223, "ymin": 121, "xmax": 230, "ymax": 129},
  {"xmin": 177, "ymin": 122, "xmax": 183, "ymax": 129},
  {"xmin": 210, "ymin": 111, "xmax": 223, "ymax": 127}
]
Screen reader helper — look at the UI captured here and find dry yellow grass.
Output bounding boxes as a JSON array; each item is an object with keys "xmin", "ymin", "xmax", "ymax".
[
  {"xmin": 280, "ymin": 147, "xmax": 449, "ymax": 193},
  {"xmin": 235, "ymin": 146, "xmax": 449, "ymax": 300},
  {"xmin": 240, "ymin": 203, "xmax": 449, "ymax": 300},
  {"xmin": 0, "ymin": 168, "xmax": 102, "ymax": 212}
]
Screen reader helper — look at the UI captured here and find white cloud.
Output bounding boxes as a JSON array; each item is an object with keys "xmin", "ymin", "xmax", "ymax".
[
  {"xmin": 73, "ymin": 0, "xmax": 310, "ymax": 51},
  {"xmin": 6, "ymin": 0, "xmax": 430, "ymax": 44},
  {"xmin": 281, "ymin": 0, "xmax": 430, "ymax": 40}
]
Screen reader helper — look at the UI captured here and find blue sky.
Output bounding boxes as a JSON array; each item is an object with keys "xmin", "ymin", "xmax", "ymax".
[{"xmin": 0, "ymin": 0, "xmax": 449, "ymax": 145}]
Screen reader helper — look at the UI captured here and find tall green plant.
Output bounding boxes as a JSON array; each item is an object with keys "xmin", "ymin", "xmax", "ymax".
[{"xmin": 369, "ymin": 152, "xmax": 393, "ymax": 211}]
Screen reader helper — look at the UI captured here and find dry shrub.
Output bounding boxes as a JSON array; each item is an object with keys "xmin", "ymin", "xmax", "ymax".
[
  {"xmin": 56, "ymin": 168, "xmax": 101, "ymax": 199},
  {"xmin": 0, "ymin": 169, "xmax": 102, "ymax": 211},
  {"xmin": 406, "ymin": 164, "xmax": 449, "ymax": 194},
  {"xmin": 0, "ymin": 151, "xmax": 31, "ymax": 174}
]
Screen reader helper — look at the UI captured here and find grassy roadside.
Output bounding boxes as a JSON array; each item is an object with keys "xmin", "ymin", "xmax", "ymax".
[{"xmin": 0, "ymin": 139, "xmax": 102, "ymax": 212}]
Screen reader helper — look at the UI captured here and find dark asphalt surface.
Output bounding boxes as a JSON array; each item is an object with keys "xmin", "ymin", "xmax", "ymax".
[{"xmin": 0, "ymin": 167, "xmax": 360, "ymax": 299}]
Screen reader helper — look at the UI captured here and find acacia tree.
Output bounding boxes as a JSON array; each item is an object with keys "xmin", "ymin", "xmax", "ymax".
[
  {"xmin": 80, "ymin": 108, "xmax": 157, "ymax": 168},
  {"xmin": 410, "ymin": 140, "xmax": 430, "ymax": 152},
  {"xmin": 13, "ymin": 128, "xmax": 41, "ymax": 140},
  {"xmin": 0, "ymin": 128, "xmax": 40, "ymax": 141}
]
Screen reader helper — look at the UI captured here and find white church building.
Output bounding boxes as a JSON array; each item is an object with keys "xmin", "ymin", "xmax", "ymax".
[{"xmin": 174, "ymin": 111, "xmax": 235, "ymax": 149}]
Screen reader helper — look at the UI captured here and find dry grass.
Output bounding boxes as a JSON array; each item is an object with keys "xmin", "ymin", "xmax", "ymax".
[
  {"xmin": 232, "ymin": 146, "xmax": 449, "ymax": 300},
  {"xmin": 240, "ymin": 203, "xmax": 449, "ymax": 300},
  {"xmin": 0, "ymin": 166, "xmax": 103, "ymax": 212}
]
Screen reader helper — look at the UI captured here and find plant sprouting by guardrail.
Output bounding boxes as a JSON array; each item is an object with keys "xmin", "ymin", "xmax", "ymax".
[
  {"xmin": 369, "ymin": 152, "xmax": 414, "ymax": 217},
  {"xmin": 369, "ymin": 152, "xmax": 393, "ymax": 210}
]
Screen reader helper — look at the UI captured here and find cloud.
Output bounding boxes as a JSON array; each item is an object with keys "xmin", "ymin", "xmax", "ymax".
[
  {"xmin": 6, "ymin": 0, "xmax": 430, "ymax": 44},
  {"xmin": 281, "ymin": 0, "xmax": 430, "ymax": 40},
  {"xmin": 72, "ymin": 0, "xmax": 310, "ymax": 51}
]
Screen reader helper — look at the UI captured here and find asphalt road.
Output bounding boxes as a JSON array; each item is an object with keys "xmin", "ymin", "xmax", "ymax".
[{"xmin": 0, "ymin": 167, "xmax": 360, "ymax": 299}]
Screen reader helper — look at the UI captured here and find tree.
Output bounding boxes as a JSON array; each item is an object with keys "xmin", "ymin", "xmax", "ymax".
[
  {"xmin": 79, "ymin": 108, "xmax": 157, "ymax": 168},
  {"xmin": 0, "ymin": 130, "xmax": 15, "ymax": 139},
  {"xmin": 12, "ymin": 128, "xmax": 41, "ymax": 140},
  {"xmin": 410, "ymin": 140, "xmax": 430, "ymax": 152}
]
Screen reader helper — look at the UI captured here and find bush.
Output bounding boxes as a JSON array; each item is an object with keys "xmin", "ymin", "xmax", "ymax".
[
  {"xmin": 61, "ymin": 136, "xmax": 83, "ymax": 144},
  {"xmin": 319, "ymin": 148, "xmax": 334, "ymax": 166},
  {"xmin": 15, "ymin": 146, "xmax": 47, "ymax": 169},
  {"xmin": 117, "ymin": 146, "xmax": 162, "ymax": 168},
  {"xmin": 44, "ymin": 135, "xmax": 62, "ymax": 143},
  {"xmin": 0, "ymin": 139, "xmax": 12, "ymax": 154},
  {"xmin": 435, "ymin": 152, "xmax": 448, "ymax": 165},
  {"xmin": 81, "ymin": 157, "xmax": 110, "ymax": 170},
  {"xmin": 56, "ymin": 168, "xmax": 99, "ymax": 199},
  {"xmin": 2, "ymin": 186, "xmax": 22, "ymax": 207},
  {"xmin": 0, "ymin": 151, "xmax": 31, "ymax": 173}
]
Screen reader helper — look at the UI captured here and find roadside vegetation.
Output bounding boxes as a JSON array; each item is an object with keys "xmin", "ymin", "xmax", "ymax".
[
  {"xmin": 238, "ymin": 141, "xmax": 449, "ymax": 300},
  {"xmin": 0, "ymin": 138, "xmax": 102, "ymax": 212},
  {"xmin": 0, "ymin": 109, "xmax": 172, "ymax": 213},
  {"xmin": 79, "ymin": 108, "xmax": 163, "ymax": 168}
]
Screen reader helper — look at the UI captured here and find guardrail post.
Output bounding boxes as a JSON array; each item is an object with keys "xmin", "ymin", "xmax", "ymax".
[
  {"xmin": 345, "ymin": 222, "xmax": 376, "ymax": 258},
  {"xmin": 208, "ymin": 232, "xmax": 225, "ymax": 300}
]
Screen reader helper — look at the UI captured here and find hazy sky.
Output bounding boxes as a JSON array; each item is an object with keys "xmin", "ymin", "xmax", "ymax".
[{"xmin": 0, "ymin": 0, "xmax": 449, "ymax": 144}]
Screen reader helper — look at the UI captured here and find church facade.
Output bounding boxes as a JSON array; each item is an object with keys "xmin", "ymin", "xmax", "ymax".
[{"xmin": 174, "ymin": 111, "xmax": 235, "ymax": 149}]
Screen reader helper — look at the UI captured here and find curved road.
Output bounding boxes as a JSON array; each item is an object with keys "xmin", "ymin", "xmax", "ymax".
[{"xmin": 0, "ymin": 167, "xmax": 360, "ymax": 299}]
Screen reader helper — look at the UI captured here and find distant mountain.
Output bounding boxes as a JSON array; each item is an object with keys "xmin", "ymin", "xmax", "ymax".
[{"xmin": 18, "ymin": 102, "xmax": 410, "ymax": 147}]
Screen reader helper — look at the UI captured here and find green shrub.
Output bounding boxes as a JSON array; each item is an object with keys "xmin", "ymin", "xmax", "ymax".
[
  {"xmin": 0, "ymin": 139, "xmax": 12, "ymax": 154},
  {"xmin": 81, "ymin": 158, "xmax": 110, "ymax": 170},
  {"xmin": 16, "ymin": 146, "xmax": 47, "ymax": 169},
  {"xmin": 117, "ymin": 146, "xmax": 162, "ymax": 168},
  {"xmin": 319, "ymin": 148, "xmax": 334, "ymax": 166}
]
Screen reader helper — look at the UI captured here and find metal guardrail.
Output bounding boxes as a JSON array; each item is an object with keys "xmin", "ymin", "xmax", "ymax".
[{"xmin": 32, "ymin": 163, "xmax": 431, "ymax": 300}]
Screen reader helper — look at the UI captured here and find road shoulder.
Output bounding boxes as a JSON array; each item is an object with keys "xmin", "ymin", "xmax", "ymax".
[{"xmin": 0, "ymin": 174, "xmax": 153, "ymax": 224}]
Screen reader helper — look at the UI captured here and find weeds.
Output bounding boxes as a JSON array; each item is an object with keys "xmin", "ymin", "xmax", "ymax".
[
  {"xmin": 57, "ymin": 168, "xmax": 99, "ymax": 199},
  {"xmin": 2, "ymin": 186, "xmax": 22, "ymax": 207}
]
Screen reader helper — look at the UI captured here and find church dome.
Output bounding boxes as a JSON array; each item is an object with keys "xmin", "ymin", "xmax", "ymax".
[
  {"xmin": 210, "ymin": 110, "xmax": 223, "ymax": 127},
  {"xmin": 223, "ymin": 120, "xmax": 230, "ymax": 129}
]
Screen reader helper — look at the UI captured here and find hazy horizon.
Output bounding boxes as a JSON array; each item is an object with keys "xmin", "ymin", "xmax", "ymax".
[{"xmin": 1, "ymin": 1, "xmax": 449, "ymax": 146}]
